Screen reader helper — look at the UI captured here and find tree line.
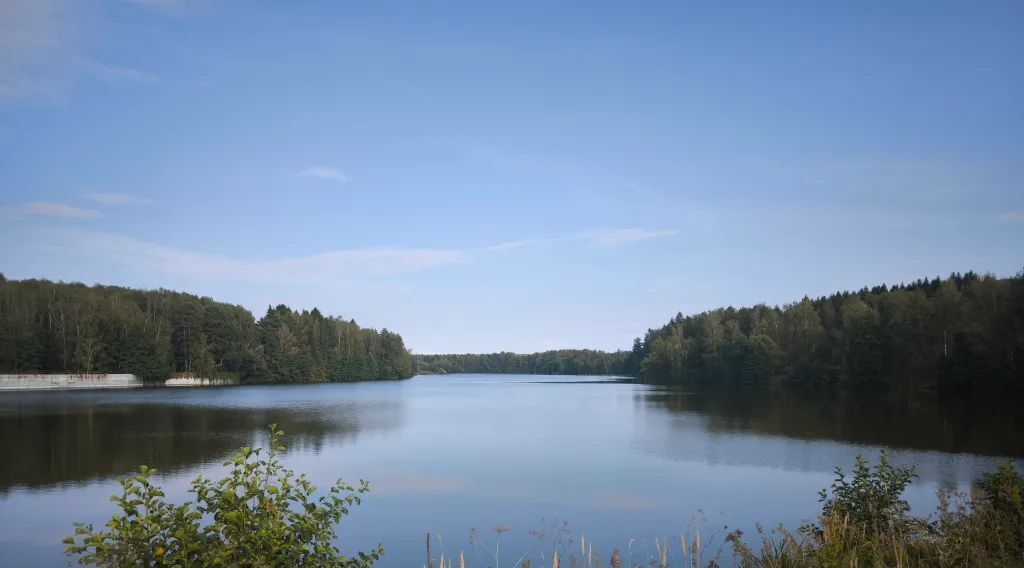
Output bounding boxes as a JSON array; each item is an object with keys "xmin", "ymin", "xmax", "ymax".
[
  {"xmin": 623, "ymin": 271, "xmax": 1024, "ymax": 389},
  {"xmin": 0, "ymin": 276, "xmax": 413, "ymax": 383},
  {"xmin": 5, "ymin": 270, "xmax": 1021, "ymax": 388},
  {"xmin": 413, "ymin": 350, "xmax": 628, "ymax": 376}
]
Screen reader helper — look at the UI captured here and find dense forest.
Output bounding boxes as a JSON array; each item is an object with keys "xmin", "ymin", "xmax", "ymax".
[
  {"xmin": 0, "ymin": 276, "xmax": 413, "ymax": 383},
  {"xmin": 4, "ymin": 271, "xmax": 1021, "ymax": 389},
  {"xmin": 413, "ymin": 350, "xmax": 628, "ymax": 376},
  {"xmin": 624, "ymin": 271, "xmax": 1024, "ymax": 389}
]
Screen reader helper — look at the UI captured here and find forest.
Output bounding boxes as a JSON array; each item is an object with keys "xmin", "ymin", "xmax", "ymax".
[
  {"xmin": 413, "ymin": 349, "xmax": 628, "ymax": 376},
  {"xmin": 624, "ymin": 271, "xmax": 1024, "ymax": 389},
  {"xmin": 0, "ymin": 276, "xmax": 413, "ymax": 383},
  {"xmin": 4, "ymin": 271, "xmax": 1021, "ymax": 389}
]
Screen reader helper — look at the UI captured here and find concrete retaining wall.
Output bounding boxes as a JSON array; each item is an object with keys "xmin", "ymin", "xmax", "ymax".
[
  {"xmin": 165, "ymin": 376, "xmax": 238, "ymax": 387},
  {"xmin": 0, "ymin": 373, "xmax": 144, "ymax": 391}
]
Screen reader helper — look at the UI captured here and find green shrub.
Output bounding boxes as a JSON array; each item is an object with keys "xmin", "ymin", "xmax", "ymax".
[
  {"xmin": 978, "ymin": 462, "xmax": 1024, "ymax": 520},
  {"xmin": 946, "ymin": 461, "xmax": 1024, "ymax": 565},
  {"xmin": 818, "ymin": 450, "xmax": 916, "ymax": 535},
  {"xmin": 729, "ymin": 457, "xmax": 1024, "ymax": 567},
  {"xmin": 64, "ymin": 425, "xmax": 382, "ymax": 567}
]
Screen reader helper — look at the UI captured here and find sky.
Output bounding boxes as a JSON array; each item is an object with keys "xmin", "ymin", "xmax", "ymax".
[{"xmin": 0, "ymin": 0, "xmax": 1022, "ymax": 354}]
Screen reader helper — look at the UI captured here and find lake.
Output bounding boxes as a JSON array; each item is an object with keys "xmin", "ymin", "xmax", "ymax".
[{"xmin": 1, "ymin": 374, "xmax": 1022, "ymax": 567}]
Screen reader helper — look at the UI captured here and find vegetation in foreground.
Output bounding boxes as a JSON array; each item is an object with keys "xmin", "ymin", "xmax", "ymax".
[
  {"xmin": 419, "ymin": 454, "xmax": 1024, "ymax": 567},
  {"xmin": 724, "ymin": 455, "xmax": 1024, "ymax": 567},
  {"xmin": 0, "ymin": 276, "xmax": 413, "ymax": 383},
  {"xmin": 65, "ymin": 426, "xmax": 381, "ymax": 567},
  {"xmin": 69, "ymin": 431, "xmax": 1023, "ymax": 568}
]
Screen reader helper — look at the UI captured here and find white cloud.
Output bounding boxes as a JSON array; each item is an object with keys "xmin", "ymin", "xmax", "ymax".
[
  {"xmin": 84, "ymin": 192, "xmax": 151, "ymax": 205},
  {"xmin": 298, "ymin": 166, "xmax": 349, "ymax": 184},
  {"xmin": 124, "ymin": 0, "xmax": 202, "ymax": 16},
  {"xmin": 0, "ymin": 0, "xmax": 67, "ymax": 100},
  {"xmin": 482, "ymin": 228, "xmax": 679, "ymax": 253},
  {"xmin": 573, "ymin": 228, "xmax": 679, "ymax": 246},
  {"xmin": 0, "ymin": 0, "xmax": 152, "ymax": 102},
  {"xmin": 75, "ymin": 56, "xmax": 155, "ymax": 83},
  {"xmin": 42, "ymin": 229, "xmax": 464, "ymax": 284},
  {"xmin": 483, "ymin": 239, "xmax": 540, "ymax": 252},
  {"xmin": 999, "ymin": 211, "xmax": 1024, "ymax": 222},
  {"xmin": 613, "ymin": 178, "xmax": 660, "ymax": 196},
  {"xmin": 0, "ymin": 201, "xmax": 103, "ymax": 219}
]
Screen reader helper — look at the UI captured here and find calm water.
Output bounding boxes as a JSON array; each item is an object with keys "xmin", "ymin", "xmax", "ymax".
[{"xmin": 1, "ymin": 375, "xmax": 1022, "ymax": 567}]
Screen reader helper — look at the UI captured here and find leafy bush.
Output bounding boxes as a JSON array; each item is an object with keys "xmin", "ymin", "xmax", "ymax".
[
  {"xmin": 978, "ymin": 462, "xmax": 1024, "ymax": 520},
  {"xmin": 939, "ymin": 462, "xmax": 1024, "ymax": 565},
  {"xmin": 818, "ymin": 450, "xmax": 916, "ymax": 535},
  {"xmin": 65, "ymin": 425, "xmax": 382, "ymax": 567},
  {"xmin": 729, "ymin": 456, "xmax": 1024, "ymax": 567}
]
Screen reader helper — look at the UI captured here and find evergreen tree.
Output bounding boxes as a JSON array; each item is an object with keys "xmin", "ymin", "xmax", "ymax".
[
  {"xmin": 625, "ymin": 270, "xmax": 1024, "ymax": 389},
  {"xmin": 0, "ymin": 279, "xmax": 415, "ymax": 384}
]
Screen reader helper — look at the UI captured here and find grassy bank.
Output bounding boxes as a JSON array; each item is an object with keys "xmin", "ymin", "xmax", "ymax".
[{"xmin": 425, "ymin": 453, "xmax": 1024, "ymax": 567}]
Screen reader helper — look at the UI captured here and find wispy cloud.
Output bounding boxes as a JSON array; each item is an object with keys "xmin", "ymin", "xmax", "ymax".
[
  {"xmin": 482, "ymin": 228, "xmax": 679, "ymax": 253},
  {"xmin": 998, "ymin": 211, "xmax": 1024, "ymax": 222},
  {"xmin": 0, "ymin": 0, "xmax": 66, "ymax": 100},
  {"xmin": 298, "ymin": 166, "xmax": 349, "ymax": 184},
  {"xmin": 613, "ymin": 178, "xmax": 660, "ymax": 196},
  {"xmin": 0, "ymin": 1, "xmax": 153, "ymax": 102},
  {"xmin": 41, "ymin": 229, "xmax": 463, "ymax": 284},
  {"xmin": 1, "ymin": 201, "xmax": 103, "ymax": 219},
  {"xmin": 84, "ymin": 192, "xmax": 151, "ymax": 205},
  {"xmin": 75, "ymin": 56, "xmax": 155, "ymax": 83},
  {"xmin": 483, "ymin": 239, "xmax": 541, "ymax": 252},
  {"xmin": 573, "ymin": 228, "xmax": 679, "ymax": 246},
  {"xmin": 125, "ymin": 0, "xmax": 202, "ymax": 16}
]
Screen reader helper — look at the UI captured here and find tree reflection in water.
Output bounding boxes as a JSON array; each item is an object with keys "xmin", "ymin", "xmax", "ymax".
[{"xmin": 0, "ymin": 387, "xmax": 404, "ymax": 491}]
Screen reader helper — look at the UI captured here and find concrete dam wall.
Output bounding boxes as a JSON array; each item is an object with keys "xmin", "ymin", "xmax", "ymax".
[
  {"xmin": 0, "ymin": 373, "xmax": 144, "ymax": 391},
  {"xmin": 165, "ymin": 376, "xmax": 238, "ymax": 387},
  {"xmin": 0, "ymin": 373, "xmax": 241, "ymax": 391}
]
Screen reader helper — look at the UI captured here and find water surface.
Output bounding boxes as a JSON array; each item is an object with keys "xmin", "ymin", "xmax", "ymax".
[{"xmin": 0, "ymin": 375, "xmax": 1020, "ymax": 566}]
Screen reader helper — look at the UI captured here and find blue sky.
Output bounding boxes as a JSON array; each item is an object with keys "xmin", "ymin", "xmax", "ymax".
[{"xmin": 1, "ymin": 0, "xmax": 1022, "ymax": 353}]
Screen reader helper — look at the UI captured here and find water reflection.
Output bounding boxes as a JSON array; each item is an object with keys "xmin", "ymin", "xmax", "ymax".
[
  {"xmin": 635, "ymin": 386, "xmax": 1024, "ymax": 487},
  {"xmin": 2, "ymin": 377, "xmax": 1023, "ymax": 568},
  {"xmin": 640, "ymin": 386, "xmax": 1024, "ymax": 457},
  {"xmin": 0, "ymin": 385, "xmax": 405, "ymax": 492}
]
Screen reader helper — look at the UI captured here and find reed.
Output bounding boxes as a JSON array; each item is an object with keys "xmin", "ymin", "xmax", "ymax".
[{"xmin": 422, "ymin": 459, "xmax": 1023, "ymax": 568}]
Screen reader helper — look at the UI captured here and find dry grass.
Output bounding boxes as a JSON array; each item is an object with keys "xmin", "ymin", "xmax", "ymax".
[
  {"xmin": 422, "ymin": 462, "xmax": 1024, "ymax": 568},
  {"xmin": 424, "ymin": 525, "xmax": 721, "ymax": 568}
]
